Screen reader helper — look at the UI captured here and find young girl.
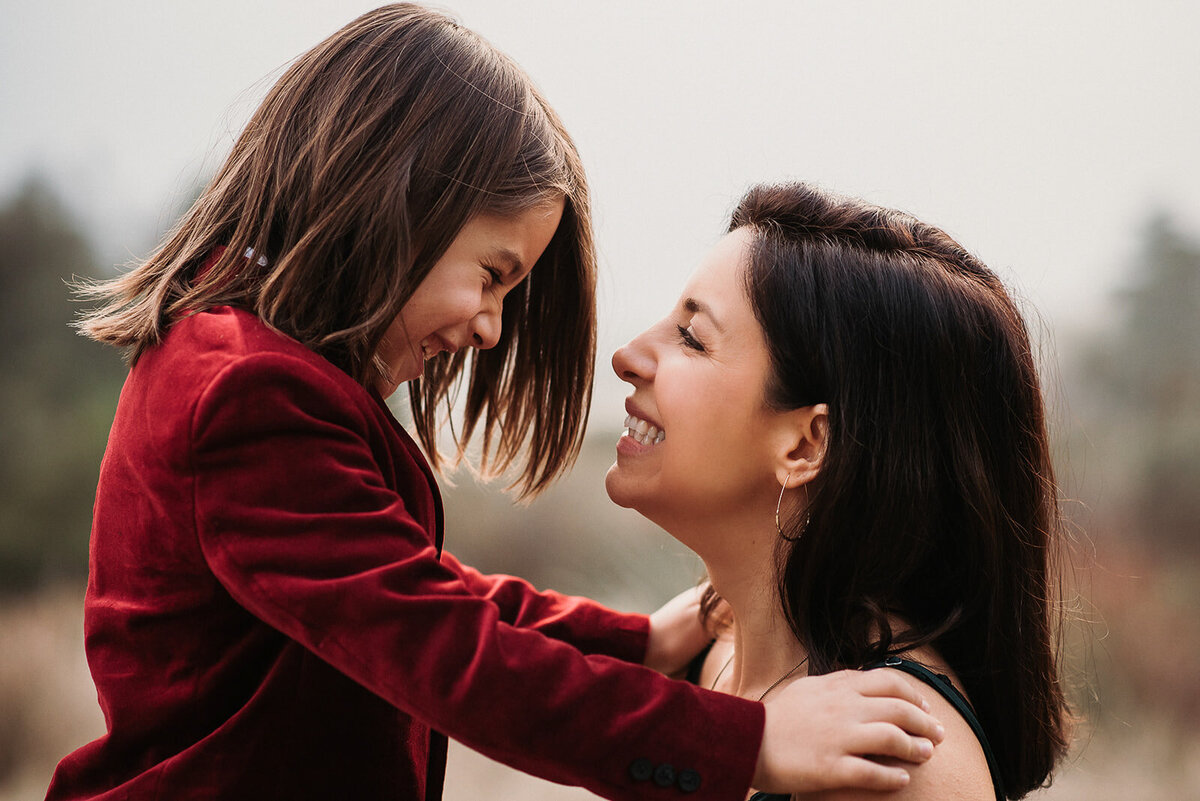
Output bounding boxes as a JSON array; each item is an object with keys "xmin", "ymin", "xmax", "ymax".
[
  {"xmin": 47, "ymin": 7, "xmax": 944, "ymax": 800},
  {"xmin": 606, "ymin": 182, "xmax": 1072, "ymax": 799}
]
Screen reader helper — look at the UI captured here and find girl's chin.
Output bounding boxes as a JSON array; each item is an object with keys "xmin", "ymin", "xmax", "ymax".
[
  {"xmin": 370, "ymin": 378, "xmax": 395, "ymax": 399},
  {"xmin": 372, "ymin": 362, "xmax": 422, "ymax": 397}
]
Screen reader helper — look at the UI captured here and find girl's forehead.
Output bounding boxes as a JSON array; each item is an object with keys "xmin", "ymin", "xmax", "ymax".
[{"xmin": 474, "ymin": 196, "xmax": 565, "ymax": 231}]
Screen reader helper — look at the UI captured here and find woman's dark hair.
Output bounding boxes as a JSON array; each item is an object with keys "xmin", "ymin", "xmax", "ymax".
[
  {"xmin": 728, "ymin": 182, "xmax": 1069, "ymax": 797},
  {"xmin": 75, "ymin": 4, "xmax": 595, "ymax": 497}
]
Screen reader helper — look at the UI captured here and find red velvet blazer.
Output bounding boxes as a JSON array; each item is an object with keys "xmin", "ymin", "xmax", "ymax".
[{"xmin": 46, "ymin": 307, "xmax": 763, "ymax": 801}]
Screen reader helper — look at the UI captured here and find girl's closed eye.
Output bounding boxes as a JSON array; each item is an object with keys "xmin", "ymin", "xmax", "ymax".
[
  {"xmin": 676, "ymin": 324, "xmax": 705, "ymax": 352},
  {"xmin": 482, "ymin": 265, "xmax": 503, "ymax": 287}
]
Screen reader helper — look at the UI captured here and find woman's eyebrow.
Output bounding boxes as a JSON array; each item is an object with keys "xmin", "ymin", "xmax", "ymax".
[{"xmin": 684, "ymin": 296, "xmax": 724, "ymax": 333}]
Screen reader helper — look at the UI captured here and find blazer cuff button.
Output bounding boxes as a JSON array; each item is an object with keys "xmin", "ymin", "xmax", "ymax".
[
  {"xmin": 653, "ymin": 763, "xmax": 676, "ymax": 788},
  {"xmin": 629, "ymin": 758, "xmax": 654, "ymax": 782},
  {"xmin": 677, "ymin": 769, "xmax": 701, "ymax": 793}
]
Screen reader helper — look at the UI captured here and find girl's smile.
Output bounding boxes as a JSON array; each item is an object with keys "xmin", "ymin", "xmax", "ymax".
[{"xmin": 420, "ymin": 334, "xmax": 458, "ymax": 361}]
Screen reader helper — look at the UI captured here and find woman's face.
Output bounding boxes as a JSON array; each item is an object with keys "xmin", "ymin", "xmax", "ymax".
[
  {"xmin": 605, "ymin": 227, "xmax": 789, "ymax": 535},
  {"xmin": 373, "ymin": 198, "xmax": 564, "ymax": 397}
]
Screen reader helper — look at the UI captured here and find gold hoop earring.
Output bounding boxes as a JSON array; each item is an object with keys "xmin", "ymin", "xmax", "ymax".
[
  {"xmin": 776, "ymin": 480, "xmax": 812, "ymax": 539},
  {"xmin": 775, "ymin": 479, "xmax": 789, "ymax": 537}
]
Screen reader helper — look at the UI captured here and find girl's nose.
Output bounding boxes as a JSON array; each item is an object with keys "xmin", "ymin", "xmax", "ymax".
[
  {"xmin": 470, "ymin": 303, "xmax": 502, "ymax": 350},
  {"xmin": 470, "ymin": 316, "xmax": 500, "ymax": 350},
  {"xmin": 612, "ymin": 329, "xmax": 656, "ymax": 384}
]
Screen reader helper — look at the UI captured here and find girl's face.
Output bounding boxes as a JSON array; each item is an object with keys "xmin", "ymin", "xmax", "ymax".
[
  {"xmin": 605, "ymin": 227, "xmax": 789, "ymax": 535},
  {"xmin": 374, "ymin": 199, "xmax": 564, "ymax": 397}
]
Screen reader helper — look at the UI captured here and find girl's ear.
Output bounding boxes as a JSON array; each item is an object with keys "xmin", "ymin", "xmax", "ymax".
[{"xmin": 774, "ymin": 403, "xmax": 828, "ymax": 488}]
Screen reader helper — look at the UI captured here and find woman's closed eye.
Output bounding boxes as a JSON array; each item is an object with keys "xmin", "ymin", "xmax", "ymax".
[{"xmin": 676, "ymin": 324, "xmax": 705, "ymax": 352}]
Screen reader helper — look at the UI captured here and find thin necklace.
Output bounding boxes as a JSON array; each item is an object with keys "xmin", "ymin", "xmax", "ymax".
[
  {"xmin": 709, "ymin": 651, "xmax": 810, "ymax": 702},
  {"xmin": 709, "ymin": 652, "xmax": 735, "ymax": 690}
]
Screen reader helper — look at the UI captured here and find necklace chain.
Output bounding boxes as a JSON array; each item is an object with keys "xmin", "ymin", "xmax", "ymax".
[{"xmin": 709, "ymin": 651, "xmax": 809, "ymax": 702}]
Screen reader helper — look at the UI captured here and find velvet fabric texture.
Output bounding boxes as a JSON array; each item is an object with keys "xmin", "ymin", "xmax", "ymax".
[{"xmin": 46, "ymin": 307, "xmax": 763, "ymax": 800}]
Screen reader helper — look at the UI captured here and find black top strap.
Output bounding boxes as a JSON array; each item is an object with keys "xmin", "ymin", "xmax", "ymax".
[{"xmin": 863, "ymin": 657, "xmax": 1005, "ymax": 801}]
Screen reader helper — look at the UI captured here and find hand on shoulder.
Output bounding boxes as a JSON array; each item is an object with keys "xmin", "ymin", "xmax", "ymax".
[
  {"xmin": 753, "ymin": 668, "xmax": 943, "ymax": 795},
  {"xmin": 791, "ymin": 658, "xmax": 994, "ymax": 801}
]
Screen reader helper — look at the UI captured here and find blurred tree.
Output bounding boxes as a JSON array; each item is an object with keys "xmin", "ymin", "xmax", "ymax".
[
  {"xmin": 0, "ymin": 176, "xmax": 126, "ymax": 594},
  {"xmin": 1080, "ymin": 212, "xmax": 1200, "ymax": 554},
  {"xmin": 1121, "ymin": 215, "xmax": 1200, "ymax": 549}
]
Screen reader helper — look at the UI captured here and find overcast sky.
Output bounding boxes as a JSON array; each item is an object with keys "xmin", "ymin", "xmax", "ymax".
[{"xmin": 3, "ymin": 0, "xmax": 1198, "ymax": 426}]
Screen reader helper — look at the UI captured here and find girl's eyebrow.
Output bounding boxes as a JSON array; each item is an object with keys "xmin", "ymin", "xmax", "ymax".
[
  {"xmin": 684, "ymin": 296, "xmax": 724, "ymax": 333},
  {"xmin": 487, "ymin": 247, "xmax": 525, "ymax": 276}
]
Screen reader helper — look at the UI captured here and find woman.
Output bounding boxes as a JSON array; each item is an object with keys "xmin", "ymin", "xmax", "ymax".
[{"xmin": 607, "ymin": 183, "xmax": 1071, "ymax": 799}]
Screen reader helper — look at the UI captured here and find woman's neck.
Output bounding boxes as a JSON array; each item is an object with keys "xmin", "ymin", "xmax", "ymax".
[{"xmin": 702, "ymin": 538, "xmax": 808, "ymax": 702}]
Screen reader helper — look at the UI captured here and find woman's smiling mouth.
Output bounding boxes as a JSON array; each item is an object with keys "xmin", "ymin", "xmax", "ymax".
[{"xmin": 623, "ymin": 414, "xmax": 665, "ymax": 445}]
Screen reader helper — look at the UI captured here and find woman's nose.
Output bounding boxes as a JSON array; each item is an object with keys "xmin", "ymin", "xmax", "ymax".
[{"xmin": 612, "ymin": 329, "xmax": 656, "ymax": 384}]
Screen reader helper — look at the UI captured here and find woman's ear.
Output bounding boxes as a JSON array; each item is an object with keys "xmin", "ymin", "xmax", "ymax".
[{"xmin": 774, "ymin": 403, "xmax": 828, "ymax": 488}]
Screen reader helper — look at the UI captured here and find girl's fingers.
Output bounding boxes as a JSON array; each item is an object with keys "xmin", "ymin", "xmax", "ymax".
[
  {"xmin": 852, "ymin": 721, "xmax": 935, "ymax": 764},
  {"xmin": 833, "ymin": 757, "xmax": 912, "ymax": 792},
  {"xmin": 864, "ymin": 695, "xmax": 945, "ymax": 745},
  {"xmin": 856, "ymin": 669, "xmax": 929, "ymax": 707},
  {"xmin": 849, "ymin": 671, "xmax": 945, "ymax": 743}
]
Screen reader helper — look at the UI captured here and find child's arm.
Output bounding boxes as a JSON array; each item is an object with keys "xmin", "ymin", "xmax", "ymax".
[
  {"xmin": 437, "ymin": 549, "xmax": 651, "ymax": 661},
  {"xmin": 438, "ymin": 552, "xmax": 714, "ymax": 676}
]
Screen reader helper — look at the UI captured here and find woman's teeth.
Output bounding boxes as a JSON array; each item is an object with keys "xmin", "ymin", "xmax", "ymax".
[{"xmin": 624, "ymin": 414, "xmax": 665, "ymax": 445}]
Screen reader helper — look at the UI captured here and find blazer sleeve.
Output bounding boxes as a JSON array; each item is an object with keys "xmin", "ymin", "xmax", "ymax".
[
  {"xmin": 436, "ymin": 549, "xmax": 650, "ymax": 663},
  {"xmin": 190, "ymin": 352, "xmax": 763, "ymax": 801}
]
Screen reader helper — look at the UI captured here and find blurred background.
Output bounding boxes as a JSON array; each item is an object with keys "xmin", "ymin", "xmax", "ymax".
[{"xmin": 2, "ymin": 1, "xmax": 1198, "ymax": 798}]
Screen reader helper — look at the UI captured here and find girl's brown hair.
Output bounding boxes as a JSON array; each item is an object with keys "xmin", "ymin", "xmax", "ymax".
[
  {"xmin": 712, "ymin": 183, "xmax": 1069, "ymax": 797},
  {"xmin": 76, "ymin": 4, "xmax": 596, "ymax": 497}
]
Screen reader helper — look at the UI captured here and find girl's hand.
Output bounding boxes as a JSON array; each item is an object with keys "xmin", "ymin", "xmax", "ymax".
[
  {"xmin": 644, "ymin": 584, "xmax": 712, "ymax": 677},
  {"xmin": 753, "ymin": 669, "xmax": 944, "ymax": 793}
]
